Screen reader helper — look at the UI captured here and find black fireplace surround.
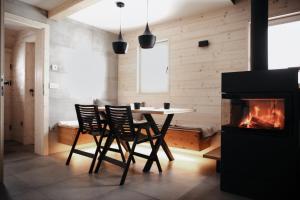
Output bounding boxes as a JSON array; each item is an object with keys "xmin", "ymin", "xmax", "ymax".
[
  {"xmin": 221, "ymin": 69, "xmax": 300, "ymax": 199},
  {"xmin": 221, "ymin": 0, "xmax": 299, "ymax": 198}
]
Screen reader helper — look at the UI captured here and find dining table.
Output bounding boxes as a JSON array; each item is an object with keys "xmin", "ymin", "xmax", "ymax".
[{"xmin": 98, "ymin": 106, "xmax": 195, "ymax": 172}]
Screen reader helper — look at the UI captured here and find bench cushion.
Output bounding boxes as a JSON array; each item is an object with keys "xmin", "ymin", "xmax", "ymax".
[
  {"xmin": 57, "ymin": 121, "xmax": 92, "ymax": 145},
  {"xmin": 58, "ymin": 121, "xmax": 79, "ymax": 129}
]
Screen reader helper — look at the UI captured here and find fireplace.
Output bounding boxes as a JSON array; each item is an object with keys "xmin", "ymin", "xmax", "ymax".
[
  {"xmin": 221, "ymin": 69, "xmax": 299, "ymax": 199},
  {"xmin": 222, "ymin": 97, "xmax": 286, "ymax": 131},
  {"xmin": 220, "ymin": 0, "xmax": 299, "ymax": 198}
]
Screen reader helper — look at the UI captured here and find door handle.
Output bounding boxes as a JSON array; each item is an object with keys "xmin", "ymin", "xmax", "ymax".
[
  {"xmin": 29, "ymin": 89, "xmax": 34, "ymax": 97},
  {"xmin": 4, "ymin": 80, "xmax": 12, "ymax": 86}
]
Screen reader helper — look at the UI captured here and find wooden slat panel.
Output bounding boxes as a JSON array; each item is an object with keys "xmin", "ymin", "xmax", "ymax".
[
  {"xmin": 164, "ymin": 128, "xmax": 211, "ymax": 151},
  {"xmin": 117, "ymin": 0, "xmax": 251, "ymax": 131},
  {"xmin": 57, "ymin": 127, "xmax": 94, "ymax": 146},
  {"xmin": 203, "ymin": 147, "xmax": 221, "ymax": 160}
]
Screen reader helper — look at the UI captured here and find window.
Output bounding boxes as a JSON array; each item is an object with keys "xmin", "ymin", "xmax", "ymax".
[
  {"xmin": 268, "ymin": 17, "xmax": 300, "ymax": 69},
  {"xmin": 138, "ymin": 40, "xmax": 169, "ymax": 93}
]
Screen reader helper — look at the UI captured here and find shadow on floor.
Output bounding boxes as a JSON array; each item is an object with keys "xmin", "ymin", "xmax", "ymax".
[
  {"xmin": 1, "ymin": 141, "xmax": 250, "ymax": 200},
  {"xmin": 0, "ymin": 184, "xmax": 14, "ymax": 200},
  {"xmin": 4, "ymin": 140, "xmax": 34, "ymax": 155}
]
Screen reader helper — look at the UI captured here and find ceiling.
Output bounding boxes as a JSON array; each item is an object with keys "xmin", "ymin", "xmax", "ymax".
[
  {"xmin": 69, "ymin": 0, "xmax": 233, "ymax": 33},
  {"xmin": 18, "ymin": 0, "xmax": 66, "ymax": 10}
]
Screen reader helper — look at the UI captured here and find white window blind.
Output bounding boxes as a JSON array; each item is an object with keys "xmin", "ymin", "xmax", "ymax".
[
  {"xmin": 138, "ymin": 40, "xmax": 169, "ymax": 93},
  {"xmin": 269, "ymin": 20, "xmax": 300, "ymax": 69}
]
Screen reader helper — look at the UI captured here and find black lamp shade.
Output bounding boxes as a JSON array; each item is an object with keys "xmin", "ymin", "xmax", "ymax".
[
  {"xmin": 139, "ymin": 23, "xmax": 156, "ymax": 49},
  {"xmin": 113, "ymin": 32, "xmax": 128, "ymax": 54}
]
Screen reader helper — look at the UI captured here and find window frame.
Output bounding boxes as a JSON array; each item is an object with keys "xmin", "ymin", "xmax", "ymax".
[
  {"xmin": 247, "ymin": 12, "xmax": 300, "ymax": 70},
  {"xmin": 269, "ymin": 12, "xmax": 300, "ymax": 26},
  {"xmin": 137, "ymin": 39, "xmax": 170, "ymax": 94}
]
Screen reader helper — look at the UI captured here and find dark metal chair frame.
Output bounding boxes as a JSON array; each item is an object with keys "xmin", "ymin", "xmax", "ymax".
[
  {"xmin": 66, "ymin": 104, "xmax": 126, "ymax": 173},
  {"xmin": 94, "ymin": 105, "xmax": 162, "ymax": 185}
]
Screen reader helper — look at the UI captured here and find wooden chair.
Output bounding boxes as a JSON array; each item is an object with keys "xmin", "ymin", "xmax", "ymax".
[
  {"xmin": 94, "ymin": 105, "xmax": 162, "ymax": 185},
  {"xmin": 66, "ymin": 104, "xmax": 126, "ymax": 174}
]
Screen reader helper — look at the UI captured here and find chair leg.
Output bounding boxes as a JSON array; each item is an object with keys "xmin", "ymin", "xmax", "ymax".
[
  {"xmin": 66, "ymin": 129, "xmax": 81, "ymax": 165},
  {"xmin": 120, "ymin": 139, "xmax": 137, "ymax": 185},
  {"xmin": 126, "ymin": 141, "xmax": 136, "ymax": 164},
  {"xmin": 116, "ymin": 137, "xmax": 126, "ymax": 163},
  {"xmin": 146, "ymin": 128, "xmax": 162, "ymax": 172},
  {"xmin": 93, "ymin": 135, "xmax": 99, "ymax": 146},
  {"xmin": 130, "ymin": 127, "xmax": 141, "ymax": 165},
  {"xmin": 94, "ymin": 135, "xmax": 114, "ymax": 173},
  {"xmin": 120, "ymin": 140, "xmax": 129, "ymax": 152},
  {"xmin": 89, "ymin": 134, "xmax": 104, "ymax": 174},
  {"xmin": 153, "ymin": 145, "xmax": 162, "ymax": 173}
]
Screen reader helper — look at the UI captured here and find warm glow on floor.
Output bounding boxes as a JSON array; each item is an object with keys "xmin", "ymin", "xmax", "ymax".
[{"xmin": 78, "ymin": 141, "xmax": 210, "ymax": 169}]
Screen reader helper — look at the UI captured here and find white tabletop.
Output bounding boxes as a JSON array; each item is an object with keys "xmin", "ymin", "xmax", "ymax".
[{"xmin": 98, "ymin": 107, "xmax": 195, "ymax": 115}]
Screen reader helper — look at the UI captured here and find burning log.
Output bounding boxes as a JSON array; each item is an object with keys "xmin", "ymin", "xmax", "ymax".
[
  {"xmin": 238, "ymin": 101, "xmax": 285, "ymax": 130},
  {"xmin": 250, "ymin": 117, "xmax": 275, "ymax": 129},
  {"xmin": 240, "ymin": 116, "xmax": 278, "ymax": 129}
]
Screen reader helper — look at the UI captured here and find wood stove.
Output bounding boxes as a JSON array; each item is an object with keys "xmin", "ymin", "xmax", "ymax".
[
  {"xmin": 221, "ymin": 69, "xmax": 299, "ymax": 199},
  {"xmin": 221, "ymin": 0, "xmax": 299, "ymax": 198}
]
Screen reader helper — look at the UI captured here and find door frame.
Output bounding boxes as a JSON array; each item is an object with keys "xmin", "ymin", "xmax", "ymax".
[{"xmin": 3, "ymin": 12, "xmax": 50, "ymax": 157}]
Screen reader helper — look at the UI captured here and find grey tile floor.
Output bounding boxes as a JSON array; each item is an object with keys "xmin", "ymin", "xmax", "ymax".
[{"xmin": 1, "ymin": 141, "xmax": 249, "ymax": 200}]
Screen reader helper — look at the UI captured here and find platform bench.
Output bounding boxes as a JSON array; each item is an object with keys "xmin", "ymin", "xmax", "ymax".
[
  {"xmin": 164, "ymin": 126, "xmax": 213, "ymax": 151},
  {"xmin": 57, "ymin": 121, "xmax": 214, "ymax": 151},
  {"xmin": 203, "ymin": 147, "xmax": 221, "ymax": 172},
  {"xmin": 57, "ymin": 121, "xmax": 94, "ymax": 145}
]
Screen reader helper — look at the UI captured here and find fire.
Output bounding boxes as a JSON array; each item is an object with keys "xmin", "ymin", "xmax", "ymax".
[{"xmin": 239, "ymin": 101, "xmax": 284, "ymax": 130}]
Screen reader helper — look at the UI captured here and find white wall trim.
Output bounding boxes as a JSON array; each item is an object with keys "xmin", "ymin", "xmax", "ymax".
[
  {"xmin": 4, "ymin": 12, "xmax": 49, "ymax": 156},
  {"xmin": 4, "ymin": 12, "xmax": 49, "ymax": 29}
]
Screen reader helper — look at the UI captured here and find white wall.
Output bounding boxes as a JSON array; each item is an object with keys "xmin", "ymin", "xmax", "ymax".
[{"xmin": 48, "ymin": 19, "xmax": 118, "ymax": 154}]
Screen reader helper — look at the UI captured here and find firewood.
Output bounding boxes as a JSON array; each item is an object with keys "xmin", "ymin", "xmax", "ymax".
[{"xmin": 251, "ymin": 117, "xmax": 275, "ymax": 129}]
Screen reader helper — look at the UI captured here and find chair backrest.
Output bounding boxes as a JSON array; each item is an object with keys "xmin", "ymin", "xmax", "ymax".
[
  {"xmin": 75, "ymin": 104, "xmax": 103, "ymax": 133},
  {"xmin": 105, "ymin": 105, "xmax": 135, "ymax": 138}
]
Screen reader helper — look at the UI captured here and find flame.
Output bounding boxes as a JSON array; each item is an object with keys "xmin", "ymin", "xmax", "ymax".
[{"xmin": 239, "ymin": 100, "xmax": 284, "ymax": 130}]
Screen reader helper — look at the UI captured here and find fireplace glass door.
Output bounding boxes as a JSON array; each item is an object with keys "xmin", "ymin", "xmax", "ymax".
[{"xmin": 222, "ymin": 98, "xmax": 285, "ymax": 130}]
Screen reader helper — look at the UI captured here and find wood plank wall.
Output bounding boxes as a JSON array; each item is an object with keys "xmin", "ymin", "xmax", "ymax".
[{"xmin": 117, "ymin": 0, "xmax": 300, "ymax": 132}]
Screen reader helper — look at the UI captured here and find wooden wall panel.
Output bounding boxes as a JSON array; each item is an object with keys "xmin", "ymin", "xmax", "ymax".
[{"xmin": 117, "ymin": 0, "xmax": 300, "ymax": 132}]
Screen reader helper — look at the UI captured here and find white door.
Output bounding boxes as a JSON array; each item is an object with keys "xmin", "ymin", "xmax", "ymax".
[
  {"xmin": 24, "ymin": 42, "xmax": 35, "ymax": 145},
  {"xmin": 4, "ymin": 49, "xmax": 11, "ymax": 141},
  {"xmin": 0, "ymin": 0, "xmax": 4, "ymax": 183}
]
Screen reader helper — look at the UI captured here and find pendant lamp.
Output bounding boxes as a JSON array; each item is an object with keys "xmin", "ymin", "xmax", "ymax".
[
  {"xmin": 112, "ymin": 2, "xmax": 128, "ymax": 54},
  {"xmin": 138, "ymin": 0, "xmax": 156, "ymax": 49}
]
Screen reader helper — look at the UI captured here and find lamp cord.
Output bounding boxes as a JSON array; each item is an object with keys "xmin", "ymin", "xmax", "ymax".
[
  {"xmin": 119, "ymin": 6, "xmax": 122, "ymax": 33},
  {"xmin": 147, "ymin": 0, "xmax": 149, "ymax": 23}
]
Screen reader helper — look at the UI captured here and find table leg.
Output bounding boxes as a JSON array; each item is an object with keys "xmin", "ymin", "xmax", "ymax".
[
  {"xmin": 160, "ymin": 118, "xmax": 175, "ymax": 161},
  {"xmin": 143, "ymin": 114, "xmax": 174, "ymax": 172},
  {"xmin": 216, "ymin": 160, "xmax": 221, "ymax": 173}
]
